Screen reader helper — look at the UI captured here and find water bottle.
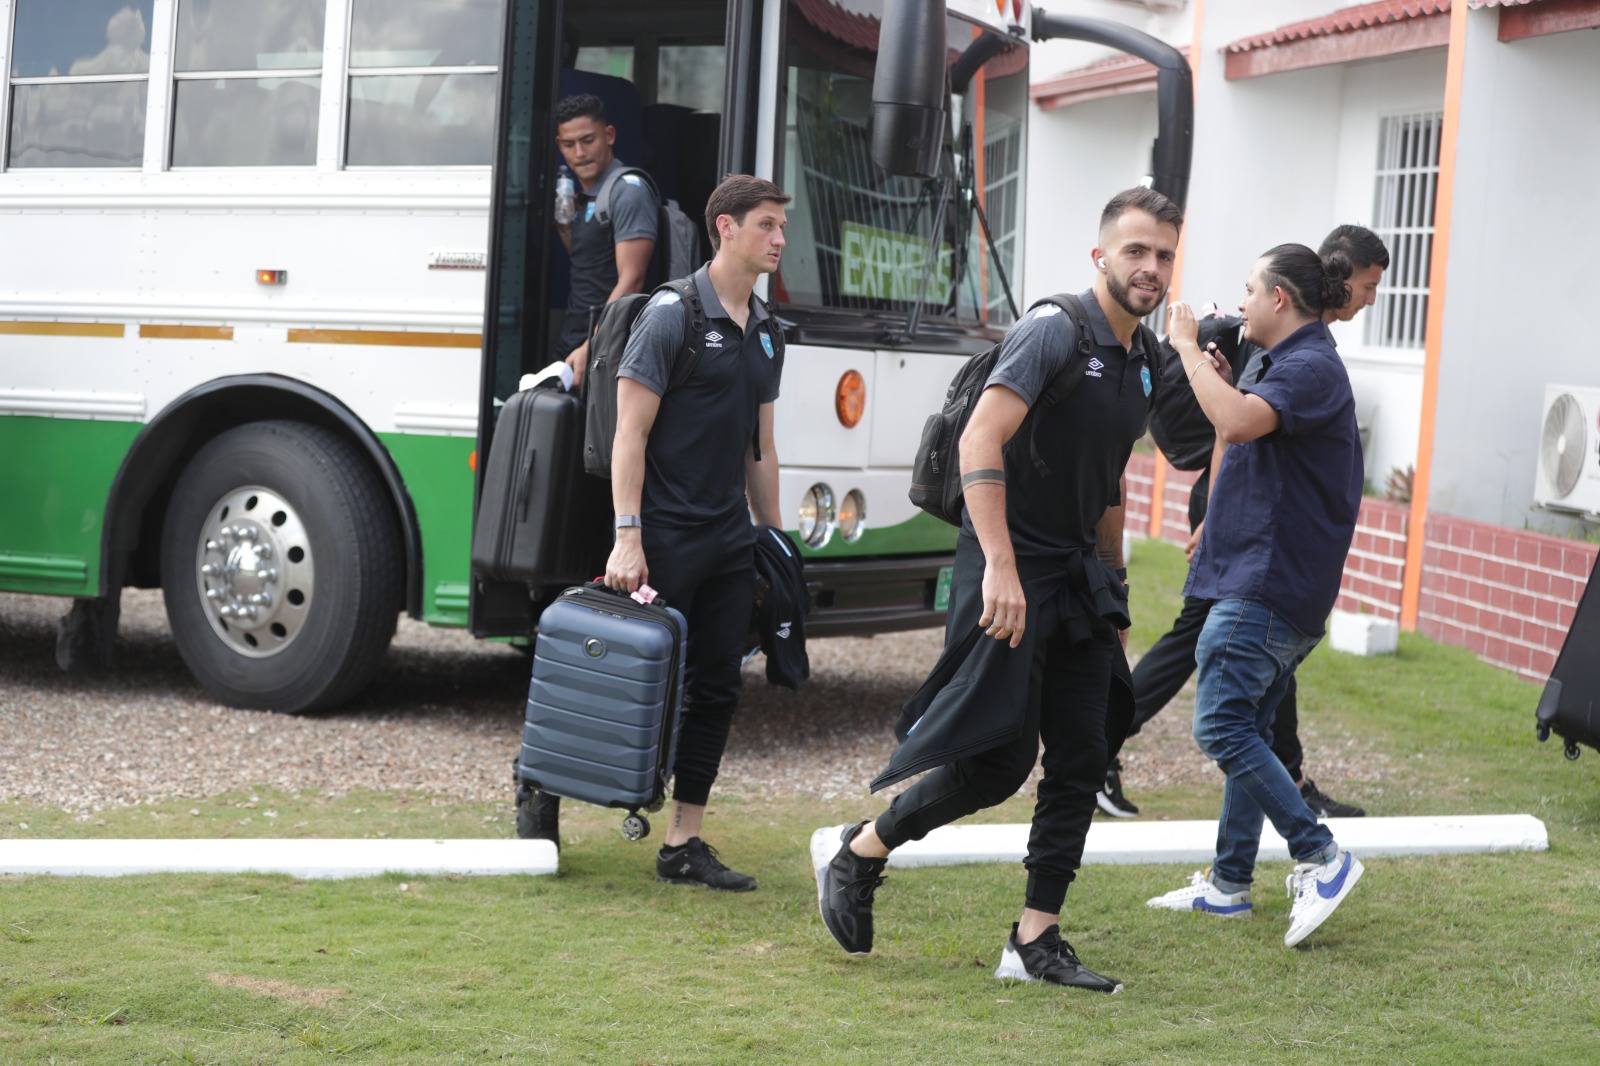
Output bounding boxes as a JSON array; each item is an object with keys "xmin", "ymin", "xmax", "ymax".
[{"xmin": 554, "ymin": 172, "xmax": 576, "ymax": 225}]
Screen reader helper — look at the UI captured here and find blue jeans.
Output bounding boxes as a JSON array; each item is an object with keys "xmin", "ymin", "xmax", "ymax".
[{"xmin": 1192, "ymin": 598, "xmax": 1336, "ymax": 887}]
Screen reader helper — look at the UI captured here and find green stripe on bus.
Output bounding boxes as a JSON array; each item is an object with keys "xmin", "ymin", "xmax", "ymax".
[
  {"xmin": 376, "ymin": 432, "xmax": 476, "ymax": 626},
  {"xmin": 0, "ymin": 416, "xmax": 140, "ymax": 596}
]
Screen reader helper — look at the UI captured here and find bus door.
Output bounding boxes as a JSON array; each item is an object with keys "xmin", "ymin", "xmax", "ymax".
[{"xmin": 472, "ymin": 0, "xmax": 761, "ymax": 637}]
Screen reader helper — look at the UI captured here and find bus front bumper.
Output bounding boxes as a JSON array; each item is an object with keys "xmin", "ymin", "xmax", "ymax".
[{"xmin": 801, "ymin": 554, "xmax": 954, "ymax": 638}]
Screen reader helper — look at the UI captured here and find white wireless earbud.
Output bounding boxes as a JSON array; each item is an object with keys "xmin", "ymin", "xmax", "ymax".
[{"xmin": 1097, "ymin": 257, "xmax": 1107, "ymax": 269}]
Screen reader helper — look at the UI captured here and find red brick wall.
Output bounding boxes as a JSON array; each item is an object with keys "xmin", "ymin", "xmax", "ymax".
[
  {"xmin": 1124, "ymin": 455, "xmax": 1596, "ymax": 681},
  {"xmin": 1418, "ymin": 514, "xmax": 1598, "ymax": 682},
  {"xmin": 1335, "ymin": 499, "xmax": 1408, "ymax": 621}
]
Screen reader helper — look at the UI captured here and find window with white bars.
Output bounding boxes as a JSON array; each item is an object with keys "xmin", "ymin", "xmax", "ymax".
[{"xmin": 1366, "ymin": 110, "xmax": 1443, "ymax": 349}]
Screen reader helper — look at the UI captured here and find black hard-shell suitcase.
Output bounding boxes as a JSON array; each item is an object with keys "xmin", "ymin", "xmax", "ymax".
[
  {"xmin": 471, "ymin": 387, "xmax": 609, "ymax": 592},
  {"xmin": 1535, "ymin": 550, "xmax": 1600, "ymax": 759},
  {"xmin": 514, "ymin": 583, "xmax": 686, "ymax": 841}
]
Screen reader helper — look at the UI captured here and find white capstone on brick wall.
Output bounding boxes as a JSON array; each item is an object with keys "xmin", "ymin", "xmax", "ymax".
[{"xmin": 1329, "ymin": 608, "xmax": 1400, "ymax": 656}]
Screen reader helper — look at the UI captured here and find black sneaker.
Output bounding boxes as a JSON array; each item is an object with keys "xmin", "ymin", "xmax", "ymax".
[
  {"xmin": 1096, "ymin": 758, "xmax": 1140, "ymax": 818},
  {"xmin": 1300, "ymin": 778, "xmax": 1366, "ymax": 818},
  {"xmin": 654, "ymin": 838, "xmax": 757, "ymax": 892},
  {"xmin": 993, "ymin": 923, "xmax": 1122, "ymax": 994},
  {"xmin": 810, "ymin": 823, "xmax": 888, "ymax": 956}
]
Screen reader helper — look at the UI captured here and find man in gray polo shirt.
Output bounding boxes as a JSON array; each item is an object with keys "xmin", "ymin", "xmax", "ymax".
[
  {"xmin": 604, "ymin": 174, "xmax": 789, "ymax": 890},
  {"xmin": 554, "ymin": 94, "xmax": 658, "ymax": 387}
]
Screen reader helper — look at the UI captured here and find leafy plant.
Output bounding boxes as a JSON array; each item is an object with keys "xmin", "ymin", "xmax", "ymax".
[{"xmin": 1383, "ymin": 463, "xmax": 1415, "ymax": 504}]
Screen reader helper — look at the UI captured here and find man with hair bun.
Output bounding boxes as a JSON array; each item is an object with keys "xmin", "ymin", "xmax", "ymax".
[
  {"xmin": 1145, "ymin": 244, "xmax": 1365, "ymax": 948},
  {"xmin": 1106, "ymin": 226, "xmax": 1388, "ymax": 821}
]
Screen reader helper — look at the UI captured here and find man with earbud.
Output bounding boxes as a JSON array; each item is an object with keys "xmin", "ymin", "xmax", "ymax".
[{"xmin": 812, "ymin": 188, "xmax": 1178, "ymax": 992}]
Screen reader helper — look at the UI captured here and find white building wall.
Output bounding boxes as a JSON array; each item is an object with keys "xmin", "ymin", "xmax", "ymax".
[
  {"xmin": 1327, "ymin": 50, "xmax": 1445, "ymax": 492},
  {"xmin": 1431, "ymin": 12, "xmax": 1600, "ymax": 530},
  {"xmin": 1027, "ymin": 1, "xmax": 1450, "ymax": 496},
  {"xmin": 1023, "ymin": 92, "xmax": 1159, "ymax": 303}
]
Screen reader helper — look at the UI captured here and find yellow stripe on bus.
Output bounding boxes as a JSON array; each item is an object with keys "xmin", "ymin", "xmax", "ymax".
[
  {"xmin": 287, "ymin": 329, "xmax": 482, "ymax": 349},
  {"xmin": 0, "ymin": 321, "xmax": 124, "ymax": 338},
  {"xmin": 139, "ymin": 324, "xmax": 234, "ymax": 340}
]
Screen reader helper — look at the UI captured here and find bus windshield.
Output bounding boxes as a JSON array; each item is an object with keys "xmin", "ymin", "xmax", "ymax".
[{"xmin": 779, "ymin": 2, "xmax": 1027, "ymax": 331}]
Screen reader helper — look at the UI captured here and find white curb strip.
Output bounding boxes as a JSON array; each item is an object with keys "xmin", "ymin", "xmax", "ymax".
[
  {"xmin": 1, "ymin": 838, "xmax": 559, "ymax": 879},
  {"xmin": 881, "ymin": 814, "xmax": 1549, "ymax": 869}
]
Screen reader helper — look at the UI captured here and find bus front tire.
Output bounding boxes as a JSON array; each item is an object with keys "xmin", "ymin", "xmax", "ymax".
[{"xmin": 160, "ymin": 420, "xmax": 402, "ymax": 713}]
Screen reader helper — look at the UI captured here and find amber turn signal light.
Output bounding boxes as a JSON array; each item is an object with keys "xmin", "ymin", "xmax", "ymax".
[{"xmin": 835, "ymin": 370, "xmax": 865, "ymax": 428}]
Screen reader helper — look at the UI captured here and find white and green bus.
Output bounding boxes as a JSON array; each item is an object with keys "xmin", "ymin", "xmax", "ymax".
[{"xmin": 0, "ymin": 0, "xmax": 1190, "ymax": 712}]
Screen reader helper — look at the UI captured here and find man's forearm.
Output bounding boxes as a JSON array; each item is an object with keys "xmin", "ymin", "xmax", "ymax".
[
  {"xmin": 1208, "ymin": 435, "xmax": 1227, "ymax": 499},
  {"xmin": 1095, "ymin": 500, "xmax": 1126, "ymax": 570},
  {"xmin": 745, "ymin": 452, "xmax": 782, "ymax": 529},
  {"xmin": 961, "ymin": 449, "xmax": 1014, "ymax": 571},
  {"xmin": 611, "ymin": 432, "xmax": 647, "ymax": 518}
]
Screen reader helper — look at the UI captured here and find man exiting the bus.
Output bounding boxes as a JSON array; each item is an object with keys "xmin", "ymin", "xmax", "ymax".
[
  {"xmin": 604, "ymin": 174, "xmax": 789, "ymax": 890},
  {"xmin": 813, "ymin": 188, "xmax": 1179, "ymax": 991},
  {"xmin": 554, "ymin": 93, "xmax": 658, "ymax": 388}
]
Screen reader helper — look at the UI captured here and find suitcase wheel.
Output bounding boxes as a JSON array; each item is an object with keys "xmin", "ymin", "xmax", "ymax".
[
  {"xmin": 1565, "ymin": 741, "xmax": 1582, "ymax": 762},
  {"xmin": 621, "ymin": 812, "xmax": 650, "ymax": 842},
  {"xmin": 515, "ymin": 787, "xmax": 562, "ymax": 848}
]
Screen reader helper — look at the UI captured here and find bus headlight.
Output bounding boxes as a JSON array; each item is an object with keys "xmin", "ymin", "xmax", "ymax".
[
  {"xmin": 797, "ymin": 483, "xmax": 835, "ymax": 548},
  {"xmin": 838, "ymin": 489, "xmax": 866, "ymax": 543}
]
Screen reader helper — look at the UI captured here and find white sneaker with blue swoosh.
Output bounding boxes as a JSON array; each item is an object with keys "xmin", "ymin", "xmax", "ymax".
[
  {"xmin": 1284, "ymin": 848, "xmax": 1364, "ymax": 947},
  {"xmin": 1146, "ymin": 870, "xmax": 1253, "ymax": 917}
]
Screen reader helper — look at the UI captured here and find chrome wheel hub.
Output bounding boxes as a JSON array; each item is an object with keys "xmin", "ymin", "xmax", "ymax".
[{"xmin": 193, "ymin": 486, "xmax": 314, "ymax": 658}]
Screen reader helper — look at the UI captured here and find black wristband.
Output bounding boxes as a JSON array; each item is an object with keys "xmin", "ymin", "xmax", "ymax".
[{"xmin": 1114, "ymin": 567, "xmax": 1128, "ymax": 583}]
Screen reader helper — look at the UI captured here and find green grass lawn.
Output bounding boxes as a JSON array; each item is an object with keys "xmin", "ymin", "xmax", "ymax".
[{"xmin": 4, "ymin": 539, "xmax": 1599, "ymax": 1065}]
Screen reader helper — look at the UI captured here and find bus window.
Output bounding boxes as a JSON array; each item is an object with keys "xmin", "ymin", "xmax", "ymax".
[
  {"xmin": 347, "ymin": 73, "xmax": 500, "ymax": 166},
  {"xmin": 171, "ymin": 0, "xmax": 326, "ymax": 167},
  {"xmin": 778, "ymin": 2, "xmax": 1027, "ymax": 328},
  {"xmin": 575, "ymin": 47, "xmax": 633, "ymax": 81},
  {"xmin": 347, "ymin": 0, "xmax": 504, "ymax": 166},
  {"xmin": 657, "ymin": 46, "xmax": 722, "ymax": 112},
  {"xmin": 7, "ymin": 0, "xmax": 152, "ymax": 168}
]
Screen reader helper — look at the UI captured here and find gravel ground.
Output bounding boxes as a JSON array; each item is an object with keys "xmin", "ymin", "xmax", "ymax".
[{"xmin": 0, "ymin": 589, "xmax": 1381, "ymax": 814}]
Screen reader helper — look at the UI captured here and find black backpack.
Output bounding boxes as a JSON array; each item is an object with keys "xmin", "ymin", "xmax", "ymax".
[
  {"xmin": 909, "ymin": 294, "xmax": 1158, "ymax": 527},
  {"xmin": 582, "ymin": 279, "xmax": 785, "ymax": 478},
  {"xmin": 1148, "ymin": 313, "xmax": 1251, "ymax": 471}
]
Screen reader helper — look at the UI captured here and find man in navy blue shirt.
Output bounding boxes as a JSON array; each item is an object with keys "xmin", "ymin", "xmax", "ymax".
[
  {"xmin": 1104, "ymin": 225, "xmax": 1388, "ymax": 821},
  {"xmin": 1147, "ymin": 244, "xmax": 1365, "ymax": 948}
]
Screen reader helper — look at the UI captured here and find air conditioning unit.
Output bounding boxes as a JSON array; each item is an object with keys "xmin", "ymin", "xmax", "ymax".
[{"xmin": 1534, "ymin": 384, "xmax": 1600, "ymax": 515}]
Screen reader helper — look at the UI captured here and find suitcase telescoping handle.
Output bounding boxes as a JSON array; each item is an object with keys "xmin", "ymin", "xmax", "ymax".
[{"xmin": 581, "ymin": 578, "xmax": 670, "ymax": 609}]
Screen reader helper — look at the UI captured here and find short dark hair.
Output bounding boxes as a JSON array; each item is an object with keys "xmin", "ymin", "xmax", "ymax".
[
  {"xmin": 1099, "ymin": 186, "xmax": 1184, "ymax": 237},
  {"xmin": 705, "ymin": 174, "xmax": 791, "ymax": 252},
  {"xmin": 556, "ymin": 93, "xmax": 605, "ymax": 127},
  {"xmin": 1318, "ymin": 224, "xmax": 1390, "ymax": 270},
  {"xmin": 1260, "ymin": 242, "xmax": 1353, "ymax": 317}
]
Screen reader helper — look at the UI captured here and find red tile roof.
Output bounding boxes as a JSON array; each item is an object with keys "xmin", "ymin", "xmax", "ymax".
[
  {"xmin": 1031, "ymin": 47, "xmax": 1191, "ymax": 109},
  {"xmin": 1225, "ymin": 1, "xmax": 1452, "ymax": 54}
]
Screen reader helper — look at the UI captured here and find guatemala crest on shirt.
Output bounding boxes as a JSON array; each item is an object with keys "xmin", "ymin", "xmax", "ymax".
[
  {"xmin": 760, "ymin": 331, "xmax": 774, "ymax": 359},
  {"xmin": 1141, "ymin": 365, "xmax": 1152, "ymax": 397}
]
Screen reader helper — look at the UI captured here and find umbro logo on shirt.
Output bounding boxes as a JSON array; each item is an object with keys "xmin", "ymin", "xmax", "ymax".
[
  {"xmin": 1086, "ymin": 356, "xmax": 1105, "ymax": 378},
  {"xmin": 705, "ymin": 330, "xmax": 724, "ymax": 348}
]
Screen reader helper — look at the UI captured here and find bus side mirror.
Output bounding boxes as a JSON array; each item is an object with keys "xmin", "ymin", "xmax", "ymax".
[{"xmin": 870, "ymin": 0, "xmax": 947, "ymax": 179}]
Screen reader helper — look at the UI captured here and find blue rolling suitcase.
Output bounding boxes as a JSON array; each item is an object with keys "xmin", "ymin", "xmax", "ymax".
[{"xmin": 513, "ymin": 583, "xmax": 685, "ymax": 843}]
